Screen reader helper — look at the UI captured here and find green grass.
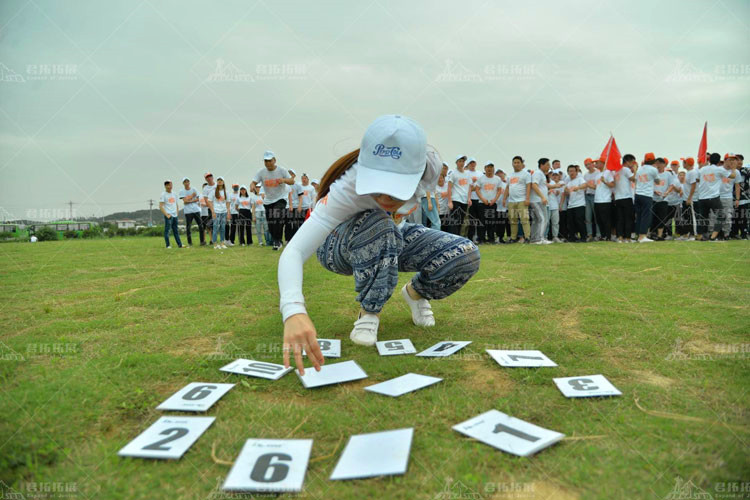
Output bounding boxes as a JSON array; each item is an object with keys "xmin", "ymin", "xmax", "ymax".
[{"xmin": 0, "ymin": 237, "xmax": 748, "ymax": 500}]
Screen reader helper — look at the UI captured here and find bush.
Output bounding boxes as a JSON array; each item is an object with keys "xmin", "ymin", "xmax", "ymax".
[
  {"xmin": 35, "ymin": 226, "xmax": 58, "ymax": 241},
  {"xmin": 81, "ymin": 225, "xmax": 103, "ymax": 239},
  {"xmin": 63, "ymin": 230, "xmax": 78, "ymax": 239},
  {"xmin": 138, "ymin": 226, "xmax": 165, "ymax": 237}
]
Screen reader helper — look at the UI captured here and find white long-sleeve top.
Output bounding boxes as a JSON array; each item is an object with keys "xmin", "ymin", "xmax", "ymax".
[{"xmin": 277, "ymin": 148, "xmax": 441, "ymax": 322}]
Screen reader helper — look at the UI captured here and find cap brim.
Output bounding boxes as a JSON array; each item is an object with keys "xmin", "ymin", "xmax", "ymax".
[{"xmin": 355, "ymin": 164, "xmax": 422, "ymax": 201}]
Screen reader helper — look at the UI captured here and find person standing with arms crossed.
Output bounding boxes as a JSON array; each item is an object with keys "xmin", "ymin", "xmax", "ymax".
[{"xmin": 179, "ymin": 177, "xmax": 202, "ymax": 247}]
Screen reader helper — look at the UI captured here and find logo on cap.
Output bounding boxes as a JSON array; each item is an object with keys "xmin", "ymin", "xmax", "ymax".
[{"xmin": 372, "ymin": 144, "xmax": 402, "ymax": 159}]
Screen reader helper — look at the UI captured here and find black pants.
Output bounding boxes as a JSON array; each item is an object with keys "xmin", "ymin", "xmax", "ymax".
[
  {"xmin": 665, "ymin": 204, "xmax": 678, "ymax": 236},
  {"xmin": 446, "ymin": 201, "xmax": 467, "ymax": 235},
  {"xmin": 698, "ymin": 197, "xmax": 722, "ymax": 236},
  {"xmin": 594, "ymin": 202, "xmax": 612, "ymax": 241},
  {"xmin": 265, "ymin": 199, "xmax": 287, "ymax": 245},
  {"xmin": 285, "ymin": 209, "xmax": 304, "ymax": 241},
  {"xmin": 733, "ymin": 204, "xmax": 749, "ymax": 237},
  {"xmin": 676, "ymin": 202, "xmax": 691, "ymax": 236},
  {"xmin": 476, "ymin": 203, "xmax": 496, "ymax": 243},
  {"xmin": 237, "ymin": 209, "xmax": 253, "ymax": 245},
  {"xmin": 567, "ymin": 206, "xmax": 586, "ymax": 241},
  {"xmin": 184, "ymin": 212, "xmax": 204, "ymax": 245},
  {"xmin": 201, "ymin": 208, "xmax": 213, "ymax": 237},
  {"xmin": 651, "ymin": 201, "xmax": 668, "ymax": 233},
  {"xmin": 496, "ymin": 211, "xmax": 510, "ymax": 241},
  {"xmin": 634, "ymin": 195, "xmax": 653, "ymax": 235},
  {"xmin": 614, "ymin": 198, "xmax": 633, "ymax": 239},
  {"xmin": 559, "ymin": 209, "xmax": 568, "ymax": 240},
  {"xmin": 228, "ymin": 213, "xmax": 239, "ymax": 242},
  {"xmin": 466, "ymin": 200, "xmax": 481, "ymax": 241}
]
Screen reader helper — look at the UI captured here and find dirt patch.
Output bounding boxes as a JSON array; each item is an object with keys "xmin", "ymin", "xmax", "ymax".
[
  {"xmin": 461, "ymin": 361, "xmax": 515, "ymax": 396},
  {"xmin": 557, "ymin": 310, "xmax": 586, "ymax": 340},
  {"xmin": 630, "ymin": 370, "xmax": 675, "ymax": 388},
  {"xmin": 168, "ymin": 334, "xmax": 223, "ymax": 356},
  {"xmin": 524, "ymin": 481, "xmax": 579, "ymax": 500}
]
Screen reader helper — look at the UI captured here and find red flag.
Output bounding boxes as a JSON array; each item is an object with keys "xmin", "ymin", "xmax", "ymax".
[
  {"xmin": 600, "ymin": 134, "xmax": 622, "ymax": 171},
  {"xmin": 697, "ymin": 122, "xmax": 707, "ymax": 164}
]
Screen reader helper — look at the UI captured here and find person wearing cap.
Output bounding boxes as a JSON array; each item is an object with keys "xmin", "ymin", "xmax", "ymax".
[
  {"xmin": 278, "ymin": 115, "xmax": 480, "ymax": 374},
  {"xmin": 633, "ymin": 153, "xmax": 659, "ymax": 242},
  {"xmin": 473, "ymin": 161, "xmax": 502, "ymax": 243},
  {"xmin": 583, "ymin": 158, "xmax": 600, "ymax": 241},
  {"xmin": 562, "ymin": 164, "xmax": 587, "ymax": 241},
  {"xmin": 697, "ymin": 153, "xmax": 737, "ymax": 241},
  {"xmin": 614, "ymin": 154, "xmax": 636, "ymax": 242},
  {"xmin": 236, "ymin": 185, "xmax": 253, "ymax": 246},
  {"xmin": 299, "ymin": 174, "xmax": 315, "ymax": 221},
  {"xmin": 529, "ymin": 158, "xmax": 551, "ymax": 244},
  {"xmin": 201, "ymin": 172, "xmax": 216, "ymax": 237},
  {"xmin": 444, "ymin": 154, "xmax": 471, "ymax": 235},
  {"xmin": 718, "ymin": 154, "xmax": 741, "ymax": 239},
  {"xmin": 207, "ymin": 176, "xmax": 231, "ymax": 249},
  {"xmin": 226, "ymin": 183, "xmax": 240, "ymax": 246},
  {"xmin": 179, "ymin": 177, "xmax": 203, "ymax": 247},
  {"xmin": 502, "ymin": 156, "xmax": 532, "ymax": 243},
  {"xmin": 159, "ymin": 180, "xmax": 183, "ymax": 249},
  {"xmin": 251, "ymin": 151, "xmax": 295, "ymax": 250}
]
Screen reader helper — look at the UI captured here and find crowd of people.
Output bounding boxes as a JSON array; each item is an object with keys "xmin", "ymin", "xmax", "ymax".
[{"xmin": 158, "ymin": 150, "xmax": 749, "ymax": 249}]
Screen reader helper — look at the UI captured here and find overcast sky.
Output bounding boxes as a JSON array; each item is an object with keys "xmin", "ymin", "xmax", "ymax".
[{"xmin": 1, "ymin": 0, "xmax": 748, "ymax": 220}]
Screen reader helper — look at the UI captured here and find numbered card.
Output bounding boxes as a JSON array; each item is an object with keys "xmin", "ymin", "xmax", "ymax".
[
  {"xmin": 365, "ymin": 373, "xmax": 442, "ymax": 398},
  {"xmin": 487, "ymin": 350, "xmax": 557, "ymax": 368},
  {"xmin": 223, "ymin": 439, "xmax": 313, "ymax": 493},
  {"xmin": 156, "ymin": 382, "xmax": 234, "ymax": 412},
  {"xmin": 553, "ymin": 374, "xmax": 622, "ymax": 398},
  {"xmin": 416, "ymin": 341, "xmax": 472, "ymax": 358},
  {"xmin": 118, "ymin": 416, "xmax": 215, "ymax": 460},
  {"xmin": 220, "ymin": 359, "xmax": 293, "ymax": 380},
  {"xmin": 296, "ymin": 360, "xmax": 367, "ymax": 389},
  {"xmin": 453, "ymin": 410, "xmax": 563, "ymax": 457},
  {"xmin": 302, "ymin": 338, "xmax": 341, "ymax": 358},
  {"xmin": 376, "ymin": 339, "xmax": 416, "ymax": 356},
  {"xmin": 330, "ymin": 428, "xmax": 413, "ymax": 480}
]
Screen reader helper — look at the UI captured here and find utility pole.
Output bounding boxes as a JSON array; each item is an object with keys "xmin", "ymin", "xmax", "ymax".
[
  {"xmin": 68, "ymin": 200, "xmax": 74, "ymax": 220},
  {"xmin": 148, "ymin": 199, "xmax": 154, "ymax": 227}
]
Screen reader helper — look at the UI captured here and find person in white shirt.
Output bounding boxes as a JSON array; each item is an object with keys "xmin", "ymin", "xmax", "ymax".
[
  {"xmin": 250, "ymin": 184, "xmax": 268, "ymax": 246},
  {"xmin": 650, "ymin": 159, "xmax": 671, "ymax": 239},
  {"xmin": 593, "ymin": 160, "xmax": 615, "ymax": 241},
  {"xmin": 547, "ymin": 170, "xmax": 562, "ymax": 241},
  {"xmin": 563, "ymin": 165, "xmax": 587, "ymax": 241},
  {"xmin": 226, "ymin": 183, "xmax": 240, "ymax": 246},
  {"xmin": 473, "ymin": 161, "xmax": 503, "ymax": 244},
  {"xmin": 614, "ymin": 155, "xmax": 636, "ymax": 242},
  {"xmin": 502, "ymin": 156, "xmax": 532, "ymax": 243},
  {"xmin": 633, "ymin": 153, "xmax": 660, "ymax": 242},
  {"xmin": 436, "ymin": 173, "xmax": 450, "ymax": 228},
  {"xmin": 236, "ymin": 185, "xmax": 253, "ymax": 246},
  {"xmin": 420, "ymin": 163, "xmax": 443, "ymax": 230},
  {"xmin": 278, "ymin": 115, "xmax": 480, "ymax": 373},
  {"xmin": 663, "ymin": 162, "xmax": 684, "ymax": 239},
  {"xmin": 465, "ymin": 157, "xmax": 480, "ymax": 243},
  {"xmin": 446, "ymin": 155, "xmax": 471, "ymax": 235},
  {"xmin": 207, "ymin": 176, "xmax": 231, "ymax": 249},
  {"xmin": 179, "ymin": 177, "xmax": 202, "ymax": 247},
  {"xmin": 529, "ymin": 158, "xmax": 551, "ymax": 244},
  {"xmin": 201, "ymin": 172, "xmax": 216, "ymax": 235},
  {"xmin": 583, "ymin": 159, "xmax": 600, "ymax": 239},
  {"xmin": 251, "ymin": 151, "xmax": 295, "ymax": 250},
  {"xmin": 682, "ymin": 157, "xmax": 699, "ymax": 238},
  {"xmin": 285, "ymin": 170, "xmax": 305, "ymax": 241},
  {"xmin": 718, "ymin": 155, "xmax": 741, "ymax": 239},
  {"xmin": 159, "ymin": 180, "xmax": 183, "ymax": 249},
  {"xmin": 698, "ymin": 152, "xmax": 737, "ymax": 241},
  {"xmin": 494, "ymin": 170, "xmax": 509, "ymax": 242}
]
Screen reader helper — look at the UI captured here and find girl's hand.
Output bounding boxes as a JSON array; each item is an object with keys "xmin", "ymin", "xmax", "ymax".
[{"xmin": 283, "ymin": 313, "xmax": 324, "ymax": 375}]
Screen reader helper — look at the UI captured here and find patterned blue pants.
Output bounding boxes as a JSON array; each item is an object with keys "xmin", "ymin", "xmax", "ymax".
[{"xmin": 317, "ymin": 209, "xmax": 480, "ymax": 314}]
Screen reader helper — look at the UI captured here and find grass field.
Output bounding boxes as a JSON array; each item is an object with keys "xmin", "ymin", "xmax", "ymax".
[{"xmin": 0, "ymin": 237, "xmax": 748, "ymax": 500}]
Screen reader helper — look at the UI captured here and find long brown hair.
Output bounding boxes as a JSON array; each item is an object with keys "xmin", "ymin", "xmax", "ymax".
[
  {"xmin": 215, "ymin": 179, "xmax": 226, "ymax": 200},
  {"xmin": 316, "ymin": 149, "xmax": 360, "ymax": 202}
]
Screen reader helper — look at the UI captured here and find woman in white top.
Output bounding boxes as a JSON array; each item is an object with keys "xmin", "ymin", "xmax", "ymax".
[
  {"xmin": 207, "ymin": 176, "xmax": 231, "ymax": 249},
  {"xmin": 279, "ymin": 115, "xmax": 480, "ymax": 374}
]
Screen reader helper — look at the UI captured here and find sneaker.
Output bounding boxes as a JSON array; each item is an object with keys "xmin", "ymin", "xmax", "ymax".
[
  {"xmin": 272, "ymin": 244, "xmax": 279, "ymax": 251},
  {"xmin": 401, "ymin": 284, "xmax": 435, "ymax": 327},
  {"xmin": 638, "ymin": 237, "xmax": 654, "ymax": 243},
  {"xmin": 214, "ymin": 245, "xmax": 219, "ymax": 249},
  {"xmin": 350, "ymin": 313, "xmax": 379, "ymax": 346},
  {"xmin": 200, "ymin": 241, "xmax": 207, "ymax": 246},
  {"xmin": 220, "ymin": 244, "xmax": 227, "ymax": 249},
  {"xmin": 225, "ymin": 241, "xmax": 234, "ymax": 247},
  {"xmin": 553, "ymin": 237, "xmax": 563, "ymax": 243},
  {"xmin": 616, "ymin": 239, "xmax": 623, "ymax": 243}
]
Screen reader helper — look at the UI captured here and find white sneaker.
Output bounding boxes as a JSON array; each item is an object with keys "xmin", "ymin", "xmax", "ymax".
[
  {"xmin": 542, "ymin": 239, "xmax": 553, "ymax": 244},
  {"xmin": 639, "ymin": 237, "xmax": 654, "ymax": 243},
  {"xmin": 553, "ymin": 237, "xmax": 562, "ymax": 243},
  {"xmin": 687, "ymin": 237, "xmax": 695, "ymax": 241},
  {"xmin": 401, "ymin": 284, "xmax": 435, "ymax": 327},
  {"xmin": 166, "ymin": 246, "xmax": 172, "ymax": 249},
  {"xmin": 350, "ymin": 313, "xmax": 379, "ymax": 346},
  {"xmin": 214, "ymin": 244, "xmax": 219, "ymax": 249},
  {"xmin": 616, "ymin": 239, "xmax": 623, "ymax": 243},
  {"xmin": 220, "ymin": 244, "xmax": 227, "ymax": 249},
  {"xmin": 225, "ymin": 241, "xmax": 234, "ymax": 247}
]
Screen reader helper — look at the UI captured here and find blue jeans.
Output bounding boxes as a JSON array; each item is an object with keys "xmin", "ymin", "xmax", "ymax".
[
  {"xmin": 164, "ymin": 215, "xmax": 182, "ymax": 248},
  {"xmin": 634, "ymin": 195, "xmax": 653, "ymax": 235},
  {"xmin": 212, "ymin": 212, "xmax": 227, "ymax": 243},
  {"xmin": 316, "ymin": 210, "xmax": 480, "ymax": 313},
  {"xmin": 420, "ymin": 197, "xmax": 441, "ymax": 230}
]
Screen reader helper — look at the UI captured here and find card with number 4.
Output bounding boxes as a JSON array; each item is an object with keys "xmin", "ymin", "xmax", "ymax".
[
  {"xmin": 302, "ymin": 338, "xmax": 341, "ymax": 358},
  {"xmin": 453, "ymin": 410, "xmax": 563, "ymax": 457},
  {"xmin": 553, "ymin": 374, "xmax": 622, "ymax": 398},
  {"xmin": 118, "ymin": 416, "xmax": 215, "ymax": 460},
  {"xmin": 486, "ymin": 350, "xmax": 557, "ymax": 367},
  {"xmin": 220, "ymin": 359, "xmax": 293, "ymax": 380}
]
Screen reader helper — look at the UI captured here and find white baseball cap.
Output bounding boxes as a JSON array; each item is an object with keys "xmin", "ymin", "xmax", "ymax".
[
  {"xmin": 288, "ymin": 168, "xmax": 296, "ymax": 175},
  {"xmin": 311, "ymin": 178, "xmax": 320, "ymax": 185},
  {"xmin": 355, "ymin": 114, "xmax": 427, "ymax": 201},
  {"xmin": 263, "ymin": 150, "xmax": 275, "ymax": 160},
  {"xmin": 466, "ymin": 157, "xmax": 477, "ymax": 165},
  {"xmin": 181, "ymin": 177, "xmax": 190, "ymax": 183},
  {"xmin": 484, "ymin": 161, "xmax": 494, "ymax": 167},
  {"xmin": 455, "ymin": 154, "xmax": 467, "ymax": 162}
]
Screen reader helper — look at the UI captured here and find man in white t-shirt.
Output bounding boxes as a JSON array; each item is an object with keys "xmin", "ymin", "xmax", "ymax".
[
  {"xmin": 446, "ymin": 155, "xmax": 471, "ymax": 235},
  {"xmin": 583, "ymin": 158, "xmax": 600, "ymax": 239},
  {"xmin": 614, "ymin": 154, "xmax": 636, "ymax": 242},
  {"xmin": 464, "ymin": 157, "xmax": 481, "ymax": 242},
  {"xmin": 285, "ymin": 169, "xmax": 305, "ymax": 242},
  {"xmin": 563, "ymin": 164, "xmax": 587, "ymax": 241},
  {"xmin": 201, "ymin": 172, "xmax": 216, "ymax": 234},
  {"xmin": 502, "ymin": 156, "xmax": 532, "ymax": 243},
  {"xmin": 718, "ymin": 154, "xmax": 741, "ymax": 239},
  {"xmin": 682, "ymin": 157, "xmax": 699, "ymax": 238},
  {"xmin": 698, "ymin": 152, "xmax": 737, "ymax": 240},
  {"xmin": 529, "ymin": 158, "xmax": 551, "ymax": 244},
  {"xmin": 593, "ymin": 159, "xmax": 615, "ymax": 241},
  {"xmin": 251, "ymin": 150, "xmax": 296, "ymax": 250},
  {"xmin": 633, "ymin": 153, "xmax": 660, "ymax": 242},
  {"xmin": 159, "ymin": 180, "xmax": 183, "ymax": 249},
  {"xmin": 473, "ymin": 161, "xmax": 503, "ymax": 243},
  {"xmin": 179, "ymin": 177, "xmax": 203, "ymax": 246}
]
